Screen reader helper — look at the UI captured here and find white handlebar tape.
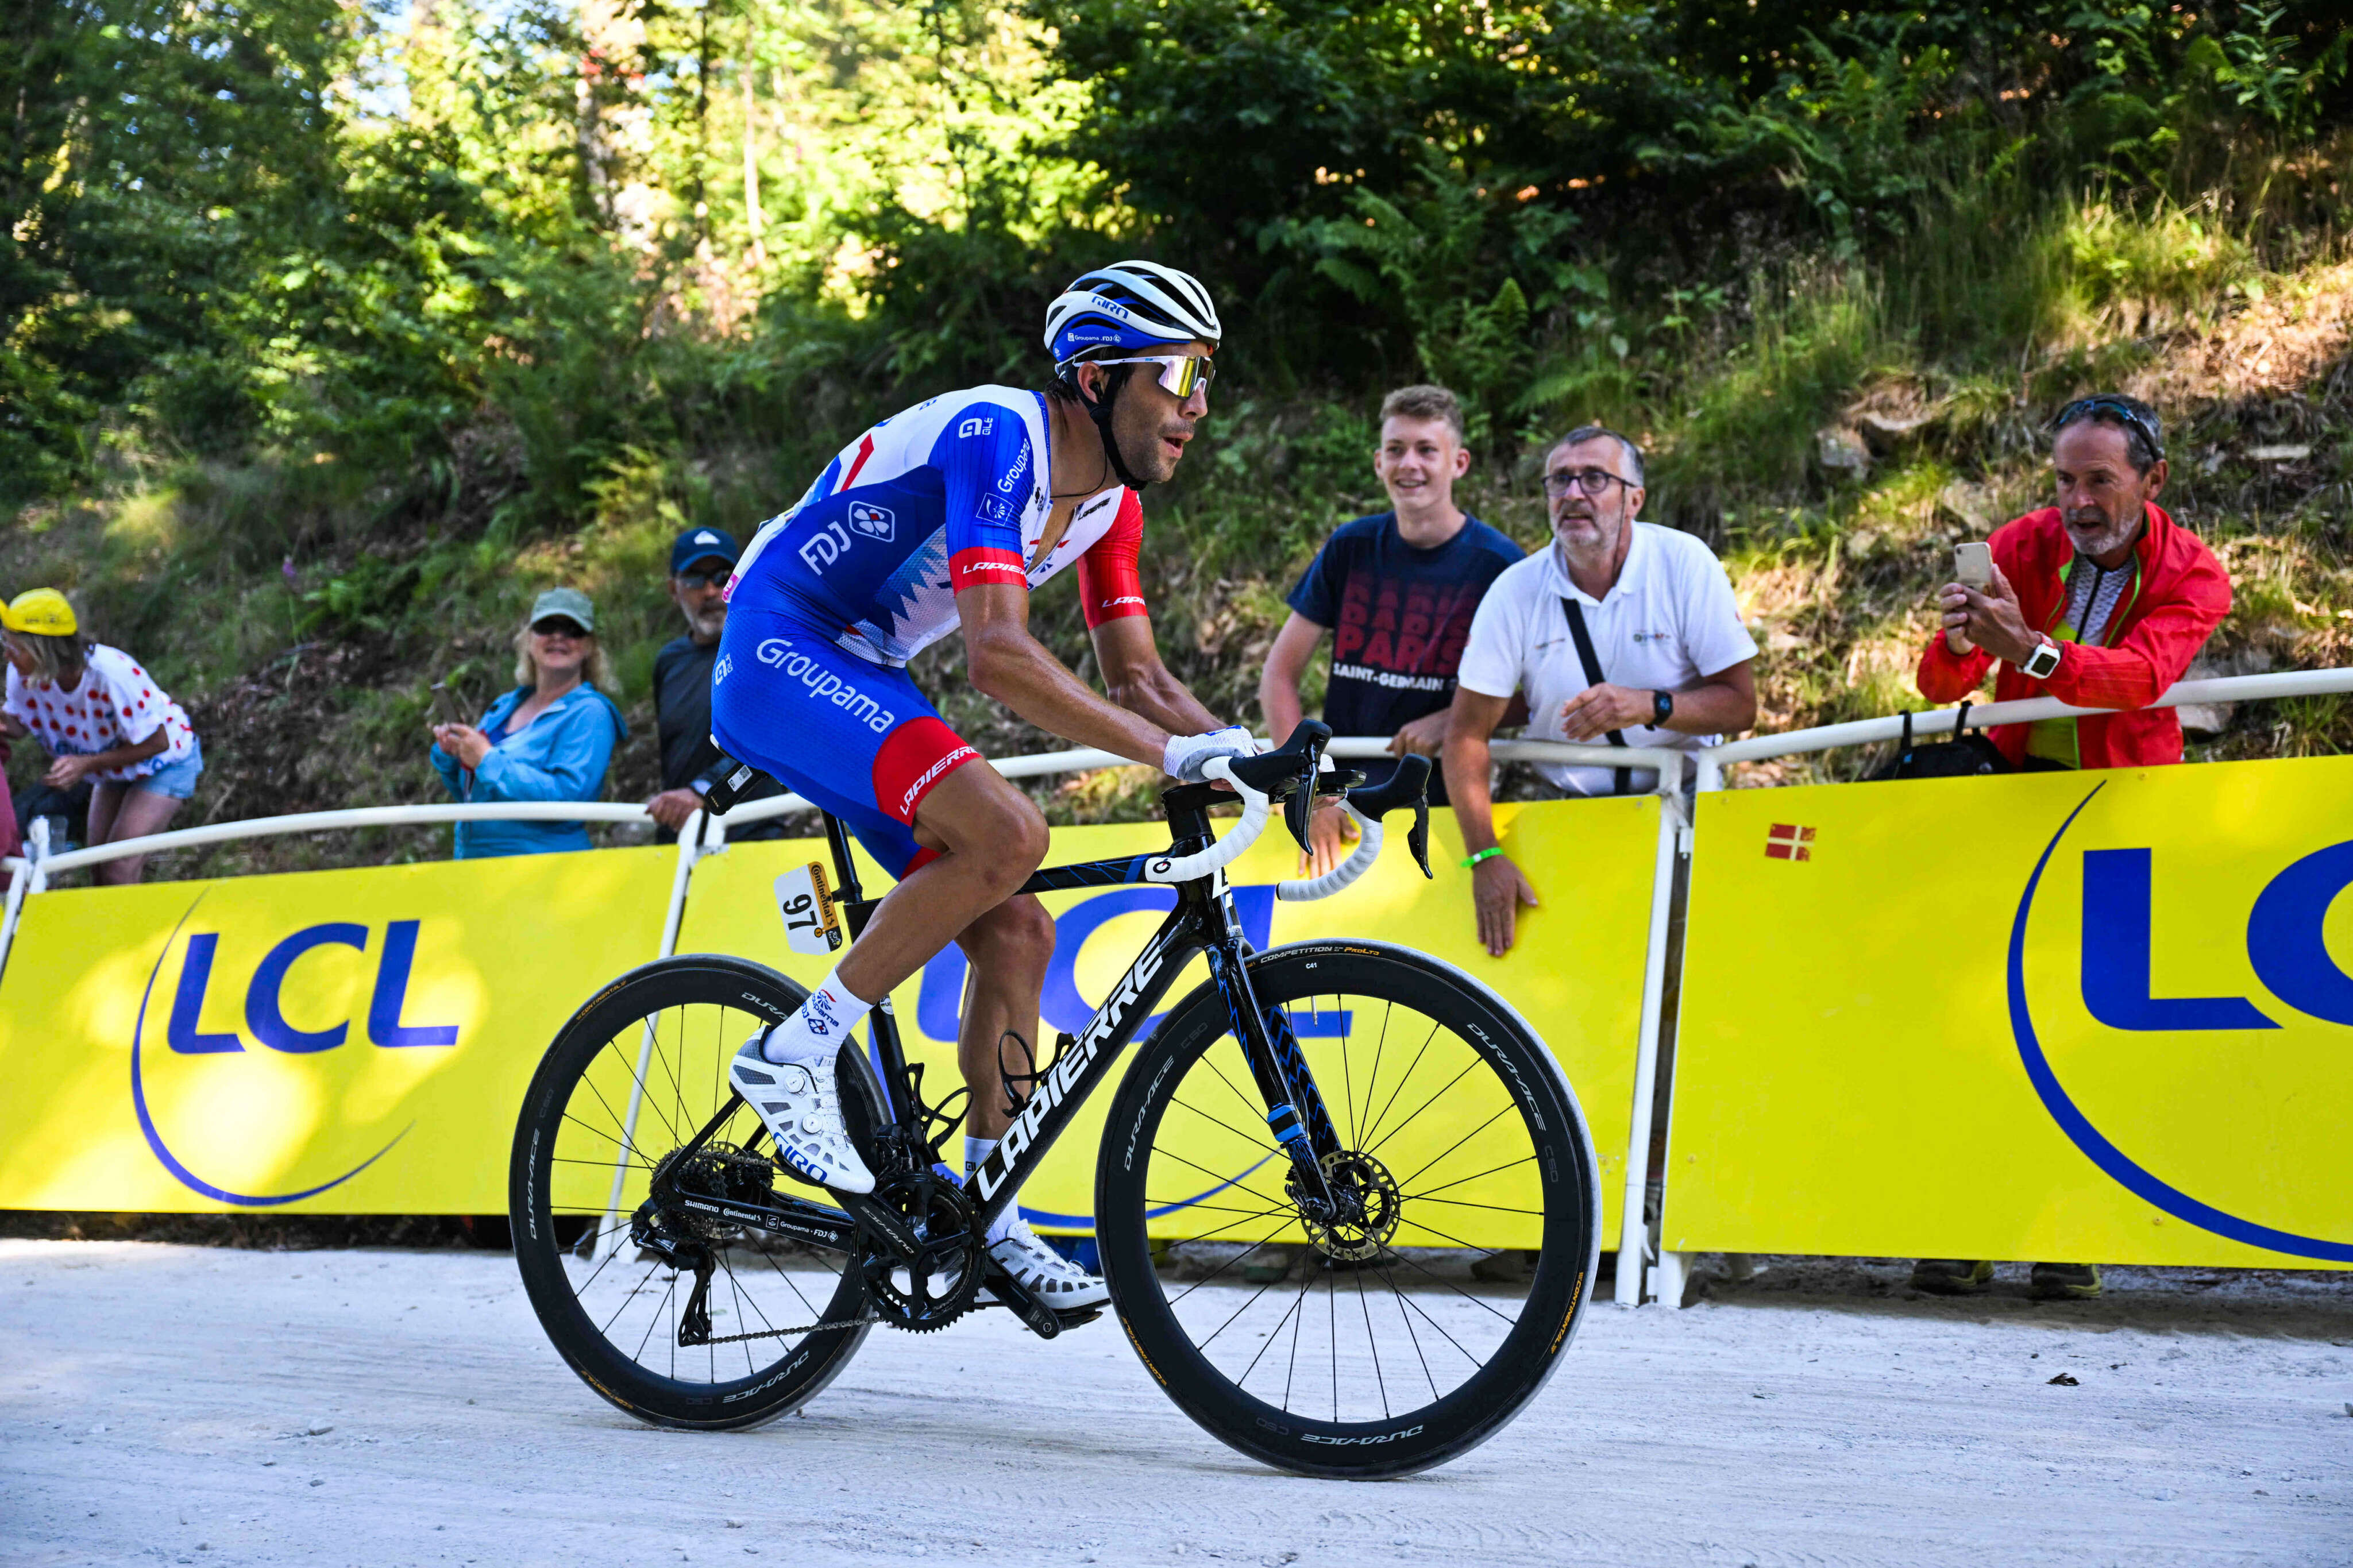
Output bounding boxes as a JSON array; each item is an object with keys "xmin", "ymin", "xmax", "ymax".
[
  {"xmin": 1141, "ymin": 757, "xmax": 1271, "ymax": 883},
  {"xmin": 1275, "ymin": 805, "xmax": 1382, "ymax": 902}
]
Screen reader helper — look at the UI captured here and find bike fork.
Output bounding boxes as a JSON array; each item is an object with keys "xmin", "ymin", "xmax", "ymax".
[{"xmin": 1207, "ymin": 939, "xmax": 1341, "ymax": 1216}]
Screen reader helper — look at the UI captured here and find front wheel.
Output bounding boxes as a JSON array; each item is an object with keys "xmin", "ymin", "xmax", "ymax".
[{"xmin": 1096, "ymin": 940, "xmax": 1601, "ymax": 1478}]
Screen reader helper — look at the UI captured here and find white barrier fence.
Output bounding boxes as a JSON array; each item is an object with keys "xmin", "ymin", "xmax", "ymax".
[{"xmin": 6, "ymin": 666, "xmax": 2347, "ymax": 1307}]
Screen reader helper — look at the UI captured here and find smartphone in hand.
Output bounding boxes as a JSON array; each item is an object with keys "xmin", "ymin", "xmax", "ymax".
[
  {"xmin": 1953, "ymin": 542, "xmax": 1993, "ymax": 588},
  {"xmin": 429, "ymin": 681, "xmax": 466, "ymax": 729}
]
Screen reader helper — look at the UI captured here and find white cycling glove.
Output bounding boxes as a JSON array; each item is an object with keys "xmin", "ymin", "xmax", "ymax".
[{"xmin": 1162, "ymin": 725, "xmax": 1259, "ymax": 783}]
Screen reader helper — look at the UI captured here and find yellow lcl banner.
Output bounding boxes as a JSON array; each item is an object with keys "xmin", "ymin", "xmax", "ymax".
[
  {"xmin": 0, "ymin": 801, "xmax": 1652, "ymax": 1245},
  {"xmin": 1664, "ymin": 756, "xmax": 2353, "ymax": 1269}
]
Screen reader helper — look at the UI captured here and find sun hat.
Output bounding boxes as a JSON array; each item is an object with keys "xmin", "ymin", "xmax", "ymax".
[
  {"xmin": 2, "ymin": 588, "xmax": 78, "ymax": 636},
  {"xmin": 528, "ymin": 587, "xmax": 596, "ymax": 634}
]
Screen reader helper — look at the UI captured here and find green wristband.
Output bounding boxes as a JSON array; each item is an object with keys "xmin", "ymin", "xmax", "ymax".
[{"xmin": 1461, "ymin": 847, "xmax": 1505, "ymax": 870}]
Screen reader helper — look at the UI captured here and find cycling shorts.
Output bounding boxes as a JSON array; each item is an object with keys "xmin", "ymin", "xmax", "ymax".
[{"xmin": 708, "ymin": 607, "xmax": 983, "ymax": 878}]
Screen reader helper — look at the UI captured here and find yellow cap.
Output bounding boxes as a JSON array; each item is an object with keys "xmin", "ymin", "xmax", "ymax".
[{"xmin": 2, "ymin": 588, "xmax": 78, "ymax": 636}]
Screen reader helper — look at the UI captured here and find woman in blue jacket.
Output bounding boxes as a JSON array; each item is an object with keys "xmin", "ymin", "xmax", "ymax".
[{"xmin": 430, "ymin": 588, "xmax": 628, "ymax": 858}]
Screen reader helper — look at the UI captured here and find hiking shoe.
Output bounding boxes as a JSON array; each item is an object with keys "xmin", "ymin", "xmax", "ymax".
[
  {"xmin": 988, "ymin": 1218, "xmax": 1109, "ymax": 1310},
  {"xmin": 2030, "ymin": 1261, "xmax": 2103, "ymax": 1300},
  {"xmin": 1910, "ymin": 1258, "xmax": 1994, "ymax": 1295},
  {"xmin": 728, "ymin": 1037, "xmax": 874, "ymax": 1195}
]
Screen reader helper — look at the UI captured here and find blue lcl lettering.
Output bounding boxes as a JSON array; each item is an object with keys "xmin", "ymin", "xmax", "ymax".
[
  {"xmin": 368, "ymin": 920, "xmax": 458, "ymax": 1047},
  {"xmin": 167, "ymin": 921, "xmax": 460, "ymax": 1054},
  {"xmin": 2080, "ymin": 849, "xmax": 2276, "ymax": 1031},
  {"xmin": 247, "ymin": 923, "xmax": 369, "ymax": 1052},
  {"xmin": 2245, "ymin": 840, "xmax": 2353, "ymax": 1027},
  {"xmin": 167, "ymin": 934, "xmax": 243, "ymax": 1053}
]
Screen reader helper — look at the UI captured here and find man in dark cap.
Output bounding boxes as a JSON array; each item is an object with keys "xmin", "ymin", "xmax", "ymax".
[{"xmin": 645, "ymin": 528, "xmax": 782, "ymax": 837}]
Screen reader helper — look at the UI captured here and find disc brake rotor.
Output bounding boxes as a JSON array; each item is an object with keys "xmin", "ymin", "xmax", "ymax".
[{"xmin": 1303, "ymin": 1149, "xmax": 1402, "ymax": 1262}]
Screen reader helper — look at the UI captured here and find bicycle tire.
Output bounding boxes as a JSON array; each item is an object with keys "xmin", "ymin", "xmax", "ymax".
[
  {"xmin": 1096, "ymin": 940, "xmax": 1600, "ymax": 1478},
  {"xmin": 510, "ymin": 953, "xmax": 879, "ymax": 1430}
]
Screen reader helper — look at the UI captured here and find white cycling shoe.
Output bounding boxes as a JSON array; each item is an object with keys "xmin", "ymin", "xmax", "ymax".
[
  {"xmin": 729, "ymin": 1037, "xmax": 875, "ymax": 1195},
  {"xmin": 986, "ymin": 1218, "xmax": 1109, "ymax": 1311}
]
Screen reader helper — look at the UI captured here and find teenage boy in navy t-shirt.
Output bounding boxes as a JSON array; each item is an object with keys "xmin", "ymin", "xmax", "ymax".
[{"xmin": 1259, "ymin": 384, "xmax": 1523, "ymax": 874}]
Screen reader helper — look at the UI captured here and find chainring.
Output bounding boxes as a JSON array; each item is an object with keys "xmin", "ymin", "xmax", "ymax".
[
  {"xmin": 858, "ymin": 1171, "xmax": 985, "ymax": 1334},
  {"xmin": 1303, "ymin": 1149, "xmax": 1402, "ymax": 1262}
]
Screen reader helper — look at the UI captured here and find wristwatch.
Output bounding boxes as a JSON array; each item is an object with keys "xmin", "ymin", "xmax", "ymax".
[
  {"xmin": 1652, "ymin": 689, "xmax": 1675, "ymax": 727},
  {"xmin": 2020, "ymin": 637, "xmax": 2063, "ymax": 681}
]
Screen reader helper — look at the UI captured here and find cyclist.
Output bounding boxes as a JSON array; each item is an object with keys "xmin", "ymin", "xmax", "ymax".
[{"xmin": 713, "ymin": 261, "xmax": 1256, "ymax": 1309}]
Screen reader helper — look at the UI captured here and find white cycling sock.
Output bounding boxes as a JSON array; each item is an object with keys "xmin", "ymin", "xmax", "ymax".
[
  {"xmin": 964, "ymin": 1136, "xmax": 1016, "ymax": 1245},
  {"xmin": 759, "ymin": 968, "xmax": 867, "ymax": 1066}
]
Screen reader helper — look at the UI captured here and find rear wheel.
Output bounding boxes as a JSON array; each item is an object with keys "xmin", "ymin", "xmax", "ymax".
[
  {"xmin": 1096, "ymin": 941, "xmax": 1600, "ymax": 1477},
  {"xmin": 509, "ymin": 954, "xmax": 880, "ymax": 1430}
]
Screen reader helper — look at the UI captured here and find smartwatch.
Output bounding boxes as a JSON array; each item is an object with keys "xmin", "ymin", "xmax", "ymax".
[
  {"xmin": 1652, "ymin": 689, "xmax": 1675, "ymax": 727},
  {"xmin": 2021, "ymin": 637, "xmax": 2063, "ymax": 681}
]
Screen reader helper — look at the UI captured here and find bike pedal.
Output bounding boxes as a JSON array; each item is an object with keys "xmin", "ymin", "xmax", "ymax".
[
  {"xmin": 985, "ymin": 1262, "xmax": 1063, "ymax": 1340},
  {"xmin": 1051, "ymin": 1306, "xmax": 1102, "ymax": 1331}
]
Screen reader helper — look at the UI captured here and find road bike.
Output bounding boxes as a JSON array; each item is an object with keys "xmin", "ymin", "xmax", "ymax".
[{"xmin": 507, "ymin": 724, "xmax": 1601, "ymax": 1478}]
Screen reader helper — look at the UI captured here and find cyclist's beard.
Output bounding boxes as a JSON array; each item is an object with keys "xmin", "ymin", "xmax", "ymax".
[{"xmin": 1111, "ymin": 400, "xmax": 1195, "ymax": 486}]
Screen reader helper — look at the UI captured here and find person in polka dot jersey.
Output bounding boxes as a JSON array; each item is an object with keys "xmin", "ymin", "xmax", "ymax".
[{"xmin": 0, "ymin": 588, "xmax": 203, "ymax": 885}]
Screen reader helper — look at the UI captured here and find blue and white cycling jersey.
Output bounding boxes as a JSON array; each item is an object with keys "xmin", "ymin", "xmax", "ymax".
[{"xmin": 725, "ymin": 385, "xmax": 1148, "ymax": 666}]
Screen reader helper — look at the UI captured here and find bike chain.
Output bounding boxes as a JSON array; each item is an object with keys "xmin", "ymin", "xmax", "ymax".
[{"xmin": 696, "ymin": 1312, "xmax": 882, "ymax": 1346}]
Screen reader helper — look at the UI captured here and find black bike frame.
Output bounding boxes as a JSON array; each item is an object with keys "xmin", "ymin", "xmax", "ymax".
[{"xmin": 655, "ymin": 781, "xmax": 1341, "ymax": 1258}]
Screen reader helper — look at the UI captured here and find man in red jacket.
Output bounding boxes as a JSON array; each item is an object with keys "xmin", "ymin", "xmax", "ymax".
[
  {"xmin": 1919, "ymin": 393, "xmax": 2231, "ymax": 771},
  {"xmin": 1912, "ymin": 393, "xmax": 2232, "ymax": 1302}
]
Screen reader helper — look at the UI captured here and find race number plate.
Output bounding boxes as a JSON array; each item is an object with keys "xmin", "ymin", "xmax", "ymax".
[{"xmin": 775, "ymin": 863, "xmax": 843, "ymax": 955}]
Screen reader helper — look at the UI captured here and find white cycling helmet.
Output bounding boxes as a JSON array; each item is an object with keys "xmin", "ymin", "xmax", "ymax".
[{"xmin": 1043, "ymin": 261, "xmax": 1222, "ymax": 372}]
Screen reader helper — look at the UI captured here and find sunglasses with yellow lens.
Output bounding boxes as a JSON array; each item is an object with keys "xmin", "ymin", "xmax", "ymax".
[{"xmin": 1083, "ymin": 354, "xmax": 1216, "ymax": 400}]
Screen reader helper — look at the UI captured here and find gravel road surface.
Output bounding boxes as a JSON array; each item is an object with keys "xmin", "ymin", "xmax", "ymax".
[{"xmin": 3, "ymin": 1242, "xmax": 2347, "ymax": 1567}]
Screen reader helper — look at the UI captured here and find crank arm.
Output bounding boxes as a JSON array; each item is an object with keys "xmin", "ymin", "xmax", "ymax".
[
  {"xmin": 835, "ymin": 1191, "xmax": 928, "ymax": 1264},
  {"xmin": 982, "ymin": 1258, "xmax": 1063, "ymax": 1339}
]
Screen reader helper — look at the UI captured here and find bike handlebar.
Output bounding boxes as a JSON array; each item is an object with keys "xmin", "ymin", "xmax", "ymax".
[
  {"xmin": 1142, "ymin": 733, "xmax": 1434, "ymax": 898},
  {"xmin": 1140, "ymin": 755, "xmax": 1271, "ymax": 884}
]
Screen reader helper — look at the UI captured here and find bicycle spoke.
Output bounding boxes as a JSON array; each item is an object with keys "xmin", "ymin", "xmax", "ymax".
[
  {"xmin": 1384, "ymin": 1102, "xmax": 1515, "ymax": 1184},
  {"xmin": 1353, "ymin": 999, "xmax": 1393, "ymax": 1154},
  {"xmin": 1399, "ymin": 1153, "xmax": 1537, "ymax": 1202},
  {"xmin": 1167, "ymin": 1095, "xmax": 1282, "ymax": 1156},
  {"xmin": 1362, "ymin": 1055, "xmax": 1485, "ymax": 1158},
  {"xmin": 1358, "ymin": 1018, "xmax": 1442, "ymax": 1150},
  {"xmin": 1353, "ymin": 1265, "xmax": 1389, "ymax": 1420}
]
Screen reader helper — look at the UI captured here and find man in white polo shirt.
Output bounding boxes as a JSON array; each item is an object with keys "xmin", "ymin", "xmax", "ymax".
[{"xmin": 1442, "ymin": 424, "xmax": 1757, "ymax": 955}]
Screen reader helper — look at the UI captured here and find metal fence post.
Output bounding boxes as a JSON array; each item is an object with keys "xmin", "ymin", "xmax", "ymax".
[
  {"xmin": 1614, "ymin": 781, "xmax": 1686, "ymax": 1306},
  {"xmin": 0, "ymin": 818, "xmax": 47, "ymax": 991}
]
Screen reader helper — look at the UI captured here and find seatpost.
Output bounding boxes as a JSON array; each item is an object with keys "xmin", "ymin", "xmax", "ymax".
[{"xmin": 820, "ymin": 811, "xmax": 874, "ymax": 939}]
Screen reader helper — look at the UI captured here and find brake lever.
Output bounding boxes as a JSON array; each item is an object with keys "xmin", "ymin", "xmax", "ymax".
[
  {"xmin": 1225, "ymin": 721, "xmax": 1332, "ymax": 853},
  {"xmin": 1341, "ymin": 753, "xmax": 1434, "ymax": 880}
]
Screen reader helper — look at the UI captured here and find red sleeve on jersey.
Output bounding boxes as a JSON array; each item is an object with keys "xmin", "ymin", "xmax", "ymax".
[
  {"xmin": 1076, "ymin": 491, "xmax": 1149, "ymax": 629},
  {"xmin": 950, "ymin": 546, "xmax": 1027, "ymax": 591}
]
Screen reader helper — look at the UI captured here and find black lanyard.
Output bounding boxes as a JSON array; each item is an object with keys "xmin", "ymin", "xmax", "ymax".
[{"xmin": 1560, "ymin": 597, "xmax": 1632, "ymax": 797}]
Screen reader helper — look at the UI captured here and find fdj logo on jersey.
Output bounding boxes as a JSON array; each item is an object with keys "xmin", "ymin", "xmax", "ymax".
[
  {"xmin": 847, "ymin": 502, "xmax": 894, "ymax": 543},
  {"xmin": 2013, "ymin": 784, "xmax": 2353, "ymax": 1262},
  {"xmin": 130, "ymin": 899, "xmax": 461, "ymax": 1205}
]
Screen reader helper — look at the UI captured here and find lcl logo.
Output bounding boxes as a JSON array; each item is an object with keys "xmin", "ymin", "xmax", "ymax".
[
  {"xmin": 133, "ymin": 901, "xmax": 458, "ymax": 1206},
  {"xmin": 2013, "ymin": 785, "xmax": 2353, "ymax": 1262},
  {"xmin": 167, "ymin": 919, "xmax": 459, "ymax": 1054}
]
